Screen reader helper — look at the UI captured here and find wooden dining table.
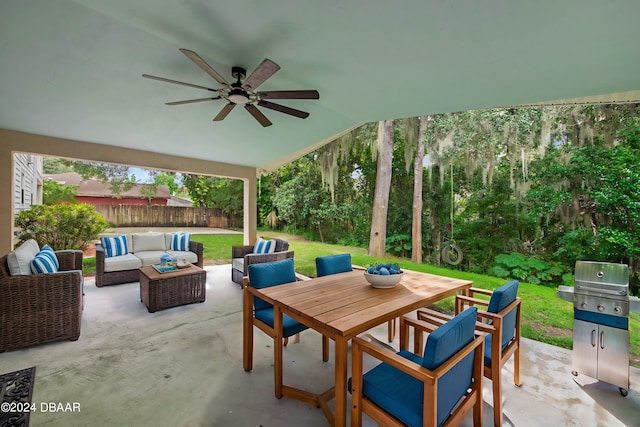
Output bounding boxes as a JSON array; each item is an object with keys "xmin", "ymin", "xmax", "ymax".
[{"xmin": 246, "ymin": 269, "xmax": 472, "ymax": 426}]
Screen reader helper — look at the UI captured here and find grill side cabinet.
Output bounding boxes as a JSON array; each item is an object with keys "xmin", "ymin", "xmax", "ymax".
[{"xmin": 573, "ymin": 318, "xmax": 630, "ymax": 391}]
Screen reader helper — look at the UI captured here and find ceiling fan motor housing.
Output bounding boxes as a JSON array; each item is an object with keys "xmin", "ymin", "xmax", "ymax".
[
  {"xmin": 231, "ymin": 66, "xmax": 246, "ymax": 81},
  {"xmin": 228, "ymin": 87, "xmax": 250, "ymax": 104}
]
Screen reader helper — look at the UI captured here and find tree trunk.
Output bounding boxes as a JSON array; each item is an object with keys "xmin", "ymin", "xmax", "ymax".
[
  {"xmin": 411, "ymin": 116, "xmax": 429, "ymax": 263},
  {"xmin": 369, "ymin": 120, "xmax": 394, "ymax": 257},
  {"xmin": 435, "ymin": 224, "xmax": 442, "ymax": 266}
]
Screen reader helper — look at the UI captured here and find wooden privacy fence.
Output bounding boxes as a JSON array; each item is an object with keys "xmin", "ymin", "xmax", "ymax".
[{"xmin": 94, "ymin": 205, "xmax": 240, "ymax": 228}]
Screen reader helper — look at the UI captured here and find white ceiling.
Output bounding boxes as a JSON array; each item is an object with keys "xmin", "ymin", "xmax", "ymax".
[{"xmin": 1, "ymin": 1, "xmax": 639, "ymax": 171}]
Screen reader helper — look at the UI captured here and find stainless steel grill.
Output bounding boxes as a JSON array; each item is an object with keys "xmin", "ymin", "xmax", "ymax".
[{"xmin": 557, "ymin": 261, "xmax": 640, "ymax": 396}]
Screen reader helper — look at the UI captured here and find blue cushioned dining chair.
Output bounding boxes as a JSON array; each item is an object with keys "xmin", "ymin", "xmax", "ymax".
[
  {"xmin": 417, "ymin": 280, "xmax": 522, "ymax": 427},
  {"xmin": 350, "ymin": 307, "xmax": 484, "ymax": 427},
  {"xmin": 243, "ymin": 258, "xmax": 328, "ymax": 372},
  {"xmin": 316, "ymin": 253, "xmax": 353, "ymax": 277}
]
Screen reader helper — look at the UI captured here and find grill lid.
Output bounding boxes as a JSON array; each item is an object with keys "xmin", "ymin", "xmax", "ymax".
[
  {"xmin": 574, "ymin": 261, "xmax": 628, "ymax": 296},
  {"xmin": 574, "ymin": 261, "xmax": 629, "ymax": 286},
  {"xmin": 557, "ymin": 262, "xmax": 639, "ymax": 316},
  {"xmin": 573, "ymin": 261, "xmax": 630, "ymax": 316}
]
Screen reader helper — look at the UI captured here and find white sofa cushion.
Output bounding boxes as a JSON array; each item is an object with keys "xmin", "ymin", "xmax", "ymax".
[
  {"xmin": 166, "ymin": 250, "xmax": 198, "ymax": 265},
  {"xmin": 104, "ymin": 253, "xmax": 142, "ymax": 272},
  {"xmin": 131, "ymin": 233, "xmax": 166, "ymax": 253},
  {"xmin": 164, "ymin": 233, "xmax": 173, "ymax": 250},
  {"xmin": 232, "ymin": 258, "xmax": 244, "ymax": 272},
  {"xmin": 134, "ymin": 250, "xmax": 167, "ymax": 267},
  {"xmin": 7, "ymin": 239, "xmax": 40, "ymax": 275}
]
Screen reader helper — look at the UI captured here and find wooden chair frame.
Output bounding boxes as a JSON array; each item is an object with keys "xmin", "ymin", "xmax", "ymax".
[
  {"xmin": 242, "ymin": 274, "xmax": 329, "ymax": 373},
  {"xmin": 415, "ymin": 287, "xmax": 522, "ymax": 427},
  {"xmin": 352, "ymin": 317, "xmax": 484, "ymax": 427}
]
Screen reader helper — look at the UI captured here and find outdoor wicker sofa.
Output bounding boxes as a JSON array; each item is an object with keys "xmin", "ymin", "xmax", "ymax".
[
  {"xmin": 0, "ymin": 244, "xmax": 84, "ymax": 352},
  {"xmin": 95, "ymin": 232, "xmax": 204, "ymax": 287}
]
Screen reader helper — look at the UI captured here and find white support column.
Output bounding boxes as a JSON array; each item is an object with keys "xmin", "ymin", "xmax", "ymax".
[{"xmin": 243, "ymin": 174, "xmax": 257, "ymax": 245}]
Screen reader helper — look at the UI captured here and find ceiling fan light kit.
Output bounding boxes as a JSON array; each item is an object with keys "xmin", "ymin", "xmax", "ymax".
[{"xmin": 143, "ymin": 49, "xmax": 319, "ymax": 127}]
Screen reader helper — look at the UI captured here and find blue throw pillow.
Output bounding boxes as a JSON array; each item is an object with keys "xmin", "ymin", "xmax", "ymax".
[
  {"xmin": 40, "ymin": 244, "xmax": 59, "ymax": 270},
  {"xmin": 101, "ymin": 235, "xmax": 129, "ymax": 258},
  {"xmin": 170, "ymin": 233, "xmax": 190, "ymax": 251},
  {"xmin": 253, "ymin": 238, "xmax": 275, "ymax": 254},
  {"xmin": 31, "ymin": 250, "xmax": 59, "ymax": 274}
]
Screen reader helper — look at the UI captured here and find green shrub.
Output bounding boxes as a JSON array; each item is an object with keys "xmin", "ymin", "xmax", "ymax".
[
  {"xmin": 385, "ymin": 233, "xmax": 411, "ymax": 258},
  {"xmin": 15, "ymin": 203, "xmax": 108, "ymax": 250},
  {"xmin": 490, "ymin": 252, "xmax": 565, "ymax": 287}
]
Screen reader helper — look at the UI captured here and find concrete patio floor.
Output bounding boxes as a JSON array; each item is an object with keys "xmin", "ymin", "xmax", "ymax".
[{"xmin": 0, "ymin": 265, "xmax": 638, "ymax": 426}]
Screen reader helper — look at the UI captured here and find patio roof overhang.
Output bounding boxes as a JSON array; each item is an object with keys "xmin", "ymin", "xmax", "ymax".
[{"xmin": 1, "ymin": 1, "xmax": 640, "ymax": 253}]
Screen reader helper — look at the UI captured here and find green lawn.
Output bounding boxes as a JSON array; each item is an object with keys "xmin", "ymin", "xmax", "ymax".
[
  {"xmin": 87, "ymin": 232, "xmax": 640, "ymax": 367},
  {"xmin": 194, "ymin": 234, "xmax": 245, "ymax": 264}
]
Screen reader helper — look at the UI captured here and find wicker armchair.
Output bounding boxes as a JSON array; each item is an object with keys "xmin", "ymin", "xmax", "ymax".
[
  {"xmin": 231, "ymin": 238, "xmax": 293, "ymax": 286},
  {"xmin": 0, "ymin": 249, "xmax": 84, "ymax": 352}
]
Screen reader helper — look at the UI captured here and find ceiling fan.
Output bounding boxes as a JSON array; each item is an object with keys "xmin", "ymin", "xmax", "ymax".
[{"xmin": 143, "ymin": 49, "xmax": 319, "ymax": 127}]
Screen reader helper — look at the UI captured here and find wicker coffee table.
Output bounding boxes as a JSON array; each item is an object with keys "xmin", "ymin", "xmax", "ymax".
[{"xmin": 139, "ymin": 265, "xmax": 206, "ymax": 313}]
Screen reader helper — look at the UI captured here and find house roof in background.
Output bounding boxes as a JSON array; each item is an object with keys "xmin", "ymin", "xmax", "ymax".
[
  {"xmin": 45, "ymin": 173, "xmax": 170, "ymax": 199},
  {"xmin": 167, "ymin": 196, "xmax": 193, "ymax": 207}
]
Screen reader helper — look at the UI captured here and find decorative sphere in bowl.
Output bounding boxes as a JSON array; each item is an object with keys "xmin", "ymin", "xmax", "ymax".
[{"xmin": 364, "ymin": 271, "xmax": 404, "ymax": 288}]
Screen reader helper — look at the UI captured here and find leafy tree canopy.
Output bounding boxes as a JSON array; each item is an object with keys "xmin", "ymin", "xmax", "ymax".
[
  {"xmin": 42, "ymin": 179, "xmax": 78, "ymax": 205},
  {"xmin": 182, "ymin": 175, "xmax": 243, "ymax": 220}
]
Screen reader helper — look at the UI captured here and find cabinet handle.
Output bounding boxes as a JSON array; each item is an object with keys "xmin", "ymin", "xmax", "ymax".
[
  {"xmin": 591, "ymin": 329, "xmax": 596, "ymax": 347},
  {"xmin": 600, "ymin": 331, "xmax": 605, "ymax": 349}
]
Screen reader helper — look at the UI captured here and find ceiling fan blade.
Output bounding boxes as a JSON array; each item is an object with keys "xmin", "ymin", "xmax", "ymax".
[
  {"xmin": 244, "ymin": 104, "xmax": 273, "ymax": 127},
  {"xmin": 242, "ymin": 59, "xmax": 280, "ymax": 91},
  {"xmin": 142, "ymin": 74, "xmax": 219, "ymax": 92},
  {"xmin": 257, "ymin": 100, "xmax": 310, "ymax": 119},
  {"xmin": 179, "ymin": 48, "xmax": 230, "ymax": 86},
  {"xmin": 258, "ymin": 90, "xmax": 320, "ymax": 100},
  {"xmin": 213, "ymin": 103, "xmax": 236, "ymax": 121},
  {"xmin": 165, "ymin": 97, "xmax": 221, "ymax": 106}
]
